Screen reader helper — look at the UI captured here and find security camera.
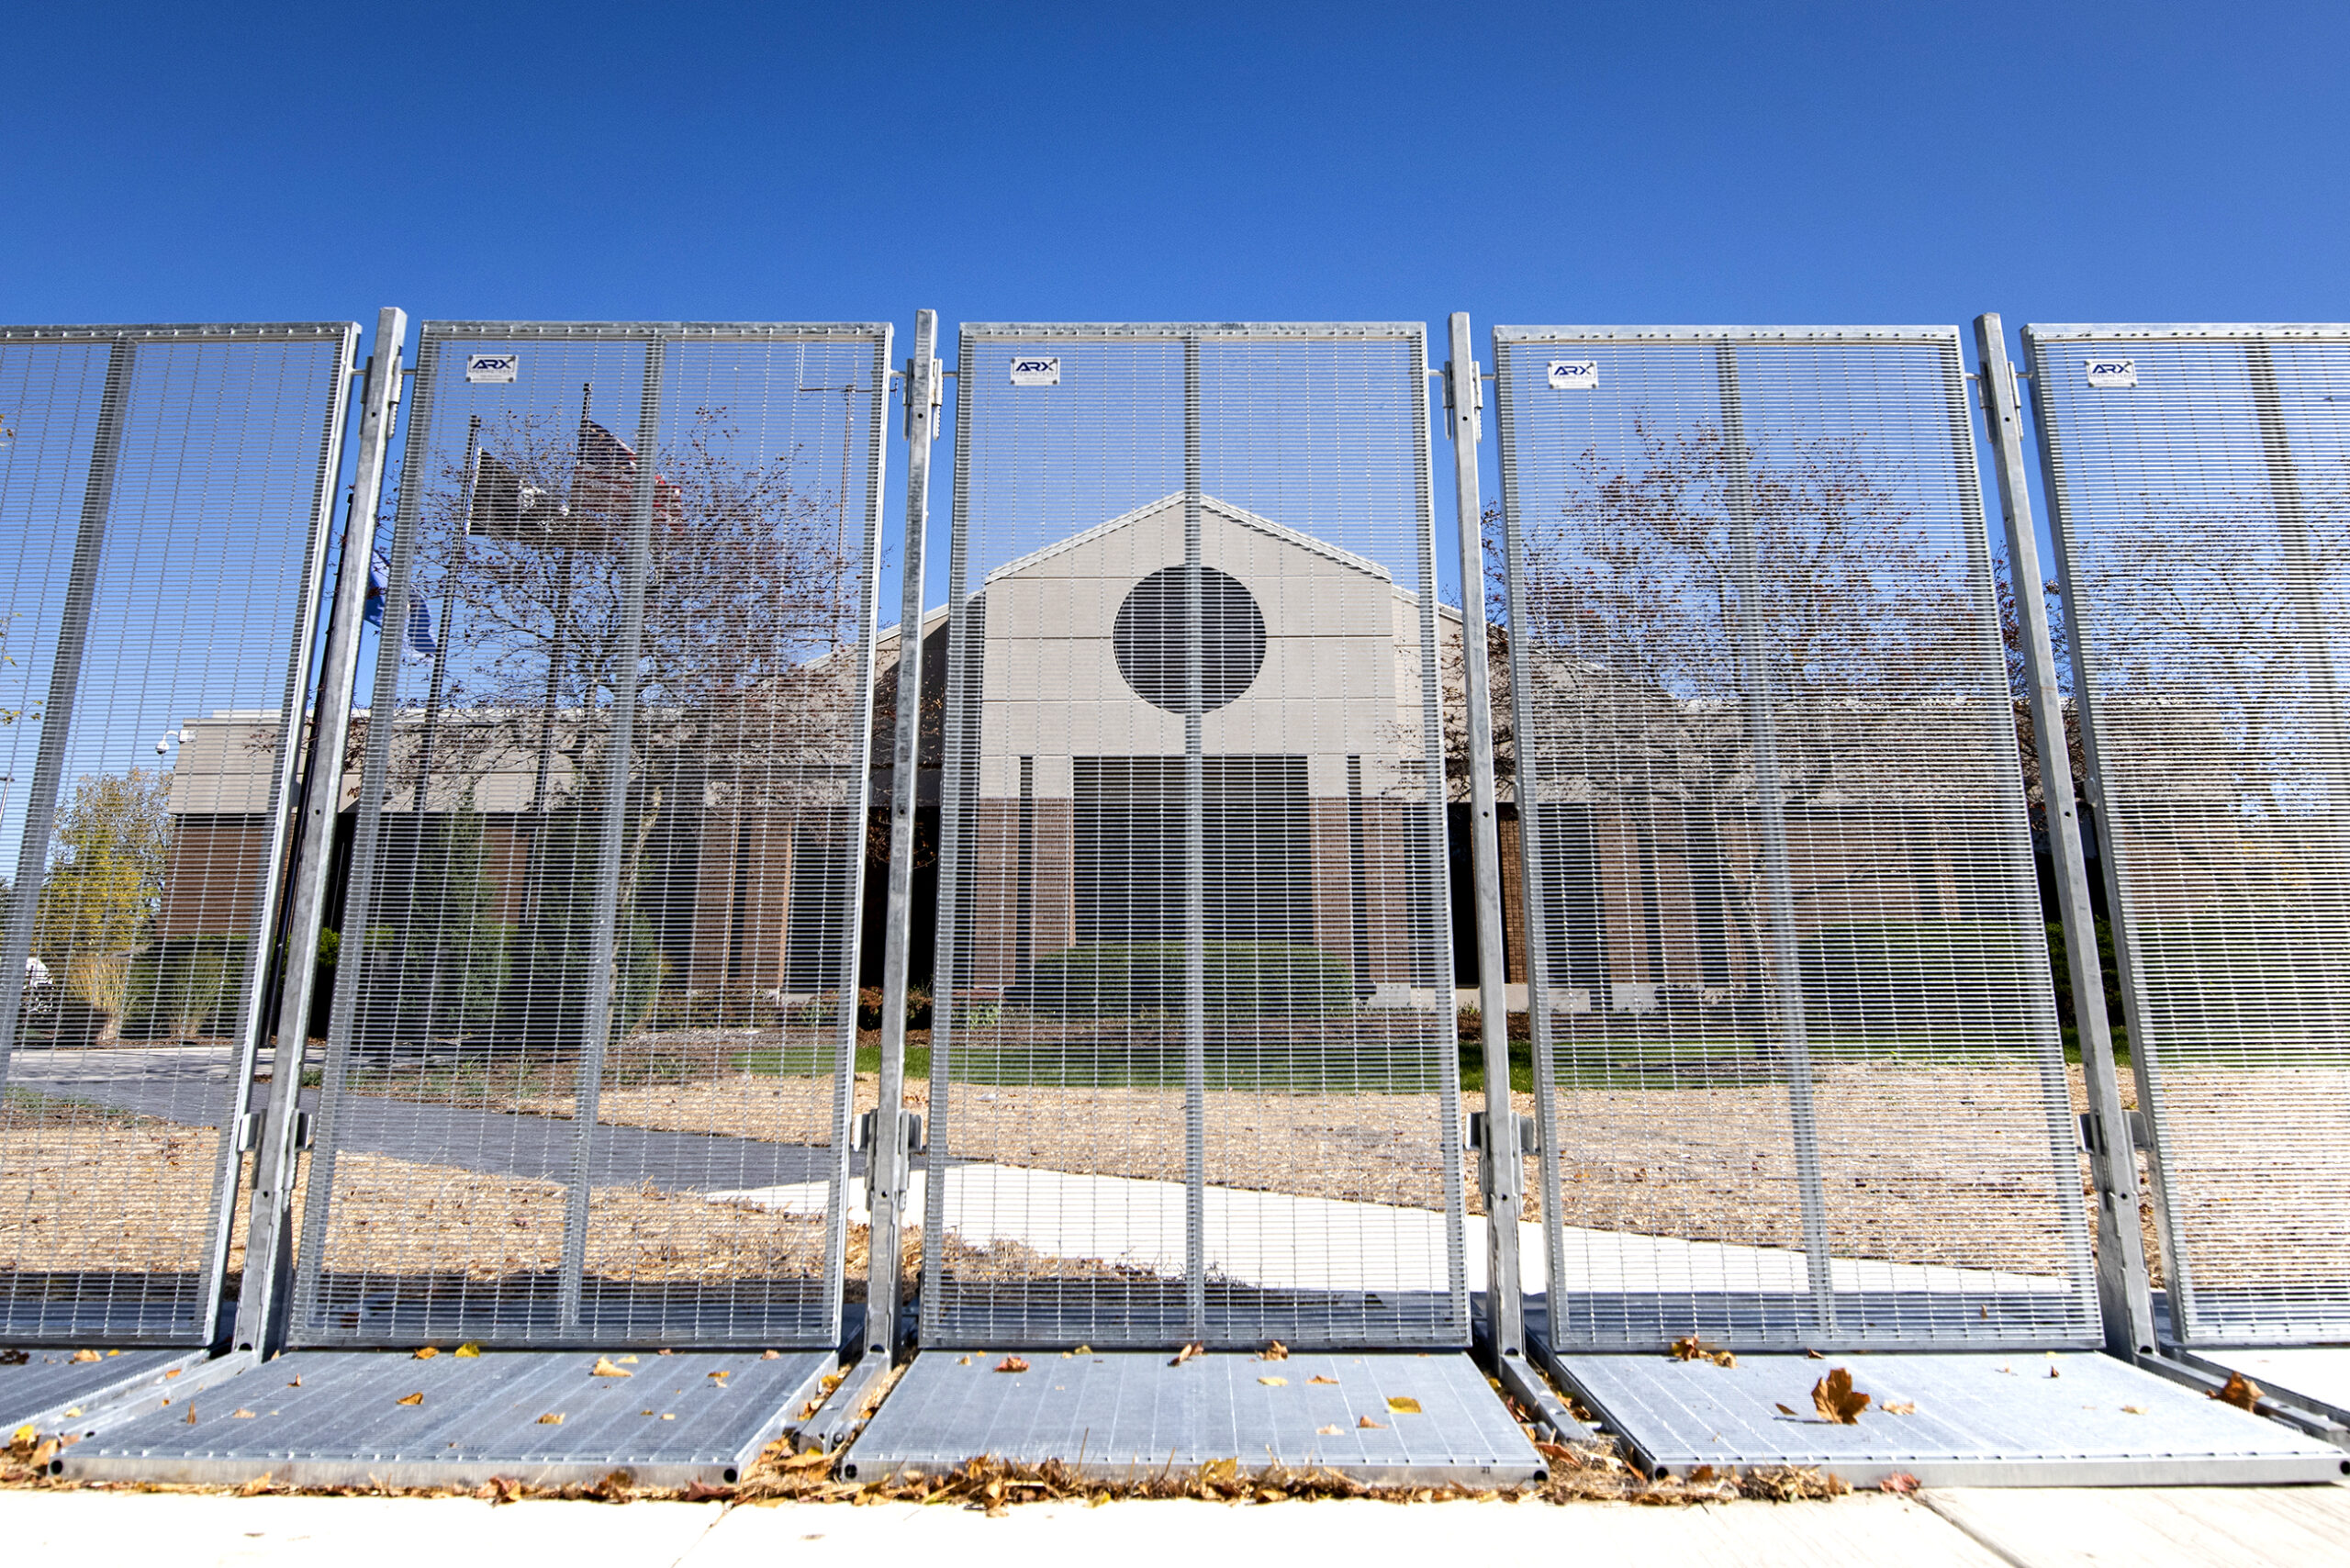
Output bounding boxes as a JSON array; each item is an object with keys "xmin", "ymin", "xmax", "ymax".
[{"xmin": 156, "ymin": 738, "xmax": 170, "ymax": 755}]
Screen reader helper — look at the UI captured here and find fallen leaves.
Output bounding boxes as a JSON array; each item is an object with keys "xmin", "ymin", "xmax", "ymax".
[
  {"xmin": 1308, "ymin": 1374, "xmax": 1339, "ymax": 1385},
  {"xmin": 70, "ymin": 1350, "xmax": 100, "ymax": 1364},
  {"xmin": 1258, "ymin": 1376, "xmax": 1287, "ymax": 1387},
  {"xmin": 1881, "ymin": 1401, "xmax": 1918, "ymax": 1416},
  {"xmin": 2211, "ymin": 1372, "xmax": 2263, "ymax": 1412},
  {"xmin": 1879, "ymin": 1472, "xmax": 1920, "ymax": 1495},
  {"xmin": 1315, "ymin": 1424, "xmax": 1342, "ymax": 1436},
  {"xmin": 1358, "ymin": 1416, "xmax": 1385, "ymax": 1429},
  {"xmin": 1169, "ymin": 1342, "xmax": 1204, "ymax": 1367},
  {"xmin": 162, "ymin": 1369, "xmax": 183, "ymax": 1381},
  {"xmin": 413, "ymin": 1347, "xmax": 439, "ymax": 1361},
  {"xmin": 454, "ymin": 1343, "xmax": 482, "ymax": 1359},
  {"xmin": 1385, "ymin": 1396, "xmax": 1422, "ymax": 1415},
  {"xmin": 230, "ymin": 1410, "xmax": 256, "ymax": 1420},
  {"xmin": 1774, "ymin": 1403, "xmax": 1798, "ymax": 1417},
  {"xmin": 589, "ymin": 1358, "xmax": 633, "ymax": 1379},
  {"xmin": 1072, "ymin": 1345, "xmax": 1092, "ymax": 1355},
  {"xmin": 395, "ymin": 1392, "xmax": 424, "ymax": 1406},
  {"xmin": 1812, "ymin": 1368, "xmax": 1870, "ymax": 1425},
  {"xmin": 1260, "ymin": 1340, "xmax": 1288, "ymax": 1361},
  {"xmin": 1668, "ymin": 1336, "xmax": 1735, "ymax": 1368},
  {"xmin": 994, "ymin": 1357, "xmax": 1029, "ymax": 1374},
  {"xmin": 2121, "ymin": 1404, "xmax": 2146, "ymax": 1415},
  {"xmin": 537, "ymin": 1414, "xmax": 565, "ymax": 1426},
  {"xmin": 761, "ymin": 1350, "xmax": 779, "ymax": 1361},
  {"xmin": 0, "ymin": 1350, "xmax": 27, "ymax": 1367}
]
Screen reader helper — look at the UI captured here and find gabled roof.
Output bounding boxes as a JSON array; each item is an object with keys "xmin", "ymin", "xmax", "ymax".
[{"xmin": 980, "ymin": 493, "xmax": 1395, "ymax": 588}]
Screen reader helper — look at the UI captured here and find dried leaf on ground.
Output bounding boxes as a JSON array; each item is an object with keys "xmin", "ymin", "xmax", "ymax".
[
  {"xmin": 1260, "ymin": 1340, "xmax": 1288, "ymax": 1361},
  {"xmin": 231, "ymin": 1410, "xmax": 256, "ymax": 1419},
  {"xmin": 1668, "ymin": 1336, "xmax": 1734, "ymax": 1368},
  {"xmin": 454, "ymin": 1343, "xmax": 482, "ymax": 1359},
  {"xmin": 1308, "ymin": 1374, "xmax": 1339, "ymax": 1384},
  {"xmin": 2121, "ymin": 1404, "xmax": 2145, "ymax": 1415},
  {"xmin": 1259, "ymin": 1376, "xmax": 1287, "ymax": 1386},
  {"xmin": 681, "ymin": 1479, "xmax": 733, "ymax": 1502},
  {"xmin": 1385, "ymin": 1396, "xmax": 1422, "ymax": 1415},
  {"xmin": 1812, "ymin": 1368, "xmax": 1870, "ymax": 1425},
  {"xmin": 995, "ymin": 1357, "xmax": 1029, "ymax": 1373},
  {"xmin": 1881, "ymin": 1401, "xmax": 1918, "ymax": 1416},
  {"xmin": 589, "ymin": 1358, "xmax": 633, "ymax": 1379},
  {"xmin": 2211, "ymin": 1372, "xmax": 2263, "ymax": 1411},
  {"xmin": 1879, "ymin": 1472, "xmax": 1920, "ymax": 1495},
  {"xmin": 778, "ymin": 1447, "xmax": 834, "ymax": 1471},
  {"xmin": 762, "ymin": 1350, "xmax": 779, "ymax": 1360},
  {"xmin": 395, "ymin": 1392, "xmax": 424, "ymax": 1406},
  {"xmin": 0, "ymin": 1351, "xmax": 27, "ymax": 1367},
  {"xmin": 162, "ymin": 1369, "xmax": 182, "ymax": 1381},
  {"xmin": 1073, "ymin": 1345, "xmax": 1091, "ymax": 1355},
  {"xmin": 1774, "ymin": 1403, "xmax": 1798, "ymax": 1417},
  {"xmin": 1169, "ymin": 1342, "xmax": 1204, "ymax": 1367},
  {"xmin": 413, "ymin": 1347, "xmax": 439, "ymax": 1360},
  {"xmin": 537, "ymin": 1414, "xmax": 564, "ymax": 1425},
  {"xmin": 70, "ymin": 1350, "xmax": 100, "ymax": 1363},
  {"xmin": 1315, "ymin": 1425, "xmax": 1342, "ymax": 1436},
  {"xmin": 1358, "ymin": 1416, "xmax": 1385, "ymax": 1429}
]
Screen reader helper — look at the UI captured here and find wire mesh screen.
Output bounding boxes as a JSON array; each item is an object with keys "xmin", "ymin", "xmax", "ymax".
[
  {"xmin": 2027, "ymin": 324, "xmax": 2350, "ymax": 1345},
  {"xmin": 287, "ymin": 322, "xmax": 889, "ymax": 1348},
  {"xmin": 921, "ymin": 323, "xmax": 1466, "ymax": 1350},
  {"xmin": 1491, "ymin": 327, "xmax": 2097, "ymax": 1351},
  {"xmin": 0, "ymin": 322, "xmax": 356, "ymax": 1344}
]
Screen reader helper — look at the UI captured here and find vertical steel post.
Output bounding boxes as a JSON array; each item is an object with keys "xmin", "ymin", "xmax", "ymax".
[
  {"xmin": 558, "ymin": 340, "xmax": 665, "ymax": 1327},
  {"xmin": 408, "ymin": 418, "xmax": 475, "ymax": 811},
  {"xmin": 867, "ymin": 311, "xmax": 939, "ymax": 1362},
  {"xmin": 1181, "ymin": 334, "xmax": 1209, "ymax": 1339},
  {"xmin": 233, "ymin": 308, "xmax": 406, "ymax": 1354},
  {"xmin": 1714, "ymin": 344, "xmax": 1836, "ymax": 1332},
  {"xmin": 0, "ymin": 337, "xmax": 133, "ymax": 1088},
  {"xmin": 2245, "ymin": 342, "xmax": 2350, "ymax": 778},
  {"xmin": 1974, "ymin": 314, "xmax": 2157, "ymax": 1356},
  {"xmin": 1444, "ymin": 316, "xmax": 1525, "ymax": 1360}
]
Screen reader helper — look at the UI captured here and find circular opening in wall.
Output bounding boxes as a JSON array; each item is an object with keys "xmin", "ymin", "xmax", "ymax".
[{"xmin": 1113, "ymin": 566, "xmax": 1267, "ymax": 714}]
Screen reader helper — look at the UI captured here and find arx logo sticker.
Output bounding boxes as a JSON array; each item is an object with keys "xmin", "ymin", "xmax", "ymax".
[
  {"xmin": 2085, "ymin": 357, "xmax": 2137, "ymax": 389},
  {"xmin": 1548, "ymin": 360, "xmax": 1599, "ymax": 391},
  {"xmin": 465, "ymin": 353, "xmax": 520, "ymax": 385},
  {"xmin": 1009, "ymin": 355, "xmax": 1060, "ymax": 387}
]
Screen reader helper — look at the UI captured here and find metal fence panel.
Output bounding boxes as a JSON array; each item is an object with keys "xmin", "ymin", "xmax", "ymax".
[
  {"xmin": 0, "ymin": 322, "xmax": 358, "ymax": 1344},
  {"xmin": 921, "ymin": 323, "xmax": 1467, "ymax": 1349},
  {"xmin": 287, "ymin": 322, "xmax": 890, "ymax": 1348},
  {"xmin": 2025, "ymin": 323, "xmax": 2350, "ymax": 1346},
  {"xmin": 1492, "ymin": 326, "xmax": 2098, "ymax": 1350}
]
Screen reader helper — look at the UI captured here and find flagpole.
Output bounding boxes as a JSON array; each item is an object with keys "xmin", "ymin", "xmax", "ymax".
[{"xmin": 408, "ymin": 416, "xmax": 476, "ymax": 813}]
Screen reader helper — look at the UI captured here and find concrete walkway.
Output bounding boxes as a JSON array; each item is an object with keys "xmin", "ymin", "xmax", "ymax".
[
  {"xmin": 3, "ymin": 1484, "xmax": 2346, "ymax": 1566},
  {"xmin": 718, "ymin": 1165, "xmax": 2070, "ymax": 1297}
]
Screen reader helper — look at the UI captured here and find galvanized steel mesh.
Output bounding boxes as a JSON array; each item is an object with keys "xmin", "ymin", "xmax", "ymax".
[
  {"xmin": 2026, "ymin": 325, "xmax": 2350, "ymax": 1345},
  {"xmin": 0, "ymin": 322, "xmax": 356, "ymax": 1344},
  {"xmin": 1492, "ymin": 327, "xmax": 2097, "ymax": 1350},
  {"xmin": 922, "ymin": 324, "xmax": 1467, "ymax": 1349},
  {"xmin": 288, "ymin": 323, "xmax": 890, "ymax": 1348}
]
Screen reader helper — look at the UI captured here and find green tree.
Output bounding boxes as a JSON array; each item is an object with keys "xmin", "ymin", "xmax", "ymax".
[
  {"xmin": 378, "ymin": 795, "xmax": 510, "ymax": 1043},
  {"xmin": 34, "ymin": 767, "xmax": 171, "ymax": 958}
]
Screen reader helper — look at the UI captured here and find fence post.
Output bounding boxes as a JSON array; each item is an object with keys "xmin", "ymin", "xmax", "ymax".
[
  {"xmin": 1975, "ymin": 313, "xmax": 2159, "ymax": 1357},
  {"xmin": 232, "ymin": 308, "xmax": 406, "ymax": 1354},
  {"xmin": 867, "ymin": 311, "xmax": 940, "ymax": 1363},
  {"xmin": 1443, "ymin": 315, "xmax": 1525, "ymax": 1361}
]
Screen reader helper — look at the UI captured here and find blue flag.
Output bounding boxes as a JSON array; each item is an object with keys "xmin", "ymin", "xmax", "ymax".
[{"xmin": 364, "ymin": 551, "xmax": 438, "ymax": 666}]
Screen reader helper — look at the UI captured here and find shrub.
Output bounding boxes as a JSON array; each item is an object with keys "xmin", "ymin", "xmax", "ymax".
[
  {"xmin": 1012, "ymin": 941, "xmax": 1357, "ymax": 1019},
  {"xmin": 122, "ymin": 935, "xmax": 252, "ymax": 1039}
]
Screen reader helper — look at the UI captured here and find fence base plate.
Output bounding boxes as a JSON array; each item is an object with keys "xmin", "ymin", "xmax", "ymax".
[
  {"xmin": 62, "ymin": 1348, "xmax": 834, "ymax": 1488},
  {"xmin": 843, "ymin": 1349, "xmax": 1541, "ymax": 1486},
  {"xmin": 1550, "ymin": 1349, "xmax": 2350, "ymax": 1486},
  {"xmin": 2, "ymin": 1347, "xmax": 202, "ymax": 1434}
]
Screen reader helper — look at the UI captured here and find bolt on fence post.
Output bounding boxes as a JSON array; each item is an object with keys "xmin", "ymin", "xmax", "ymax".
[
  {"xmin": 231, "ymin": 309, "xmax": 405, "ymax": 1355},
  {"xmin": 867, "ymin": 310, "xmax": 939, "ymax": 1363},
  {"xmin": 1715, "ymin": 343, "xmax": 1837, "ymax": 1334},
  {"xmin": 1444, "ymin": 314, "xmax": 1526, "ymax": 1361},
  {"xmin": 1977, "ymin": 314, "xmax": 2162, "ymax": 1357}
]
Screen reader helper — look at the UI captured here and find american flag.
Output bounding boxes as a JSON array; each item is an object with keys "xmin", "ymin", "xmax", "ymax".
[{"xmin": 574, "ymin": 417, "xmax": 685, "ymax": 528}]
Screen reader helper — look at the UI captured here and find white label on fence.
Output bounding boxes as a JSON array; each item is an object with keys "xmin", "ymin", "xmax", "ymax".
[
  {"xmin": 1548, "ymin": 359, "xmax": 1598, "ymax": 390},
  {"xmin": 1009, "ymin": 355, "xmax": 1060, "ymax": 386},
  {"xmin": 465, "ymin": 353, "xmax": 520, "ymax": 384},
  {"xmin": 2085, "ymin": 357, "xmax": 2137, "ymax": 388}
]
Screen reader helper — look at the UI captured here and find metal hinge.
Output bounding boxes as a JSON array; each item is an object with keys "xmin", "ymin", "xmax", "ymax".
[
  {"xmin": 2078, "ymin": 1109, "xmax": 2151, "ymax": 1156},
  {"xmin": 855, "ymin": 1109, "xmax": 928, "ymax": 1155},
  {"xmin": 1466, "ymin": 1110, "xmax": 1537, "ymax": 1155},
  {"xmin": 237, "ymin": 1111, "xmax": 263, "ymax": 1153}
]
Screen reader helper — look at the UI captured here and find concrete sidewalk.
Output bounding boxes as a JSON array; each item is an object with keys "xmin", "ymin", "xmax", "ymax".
[{"xmin": 4, "ymin": 1484, "xmax": 2345, "ymax": 1567}]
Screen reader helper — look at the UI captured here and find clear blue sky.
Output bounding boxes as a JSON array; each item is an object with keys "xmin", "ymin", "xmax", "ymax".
[{"xmin": 6, "ymin": 0, "xmax": 2344, "ymax": 611}]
